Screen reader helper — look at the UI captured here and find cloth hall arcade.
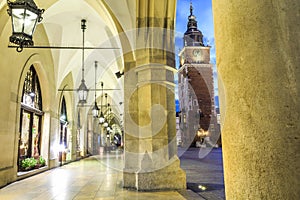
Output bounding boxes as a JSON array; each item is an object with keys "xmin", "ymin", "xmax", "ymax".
[{"xmin": 0, "ymin": 0, "xmax": 299, "ymax": 199}]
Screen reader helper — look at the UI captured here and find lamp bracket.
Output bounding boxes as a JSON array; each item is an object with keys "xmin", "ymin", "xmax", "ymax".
[
  {"xmin": 8, "ymin": 45, "xmax": 119, "ymax": 51},
  {"xmin": 58, "ymin": 88, "xmax": 120, "ymax": 91}
]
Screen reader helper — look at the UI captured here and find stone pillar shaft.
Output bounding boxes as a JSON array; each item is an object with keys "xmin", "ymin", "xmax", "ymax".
[
  {"xmin": 123, "ymin": 0, "xmax": 186, "ymax": 191},
  {"xmin": 212, "ymin": 0, "xmax": 300, "ymax": 199},
  {"xmin": 123, "ymin": 64, "xmax": 186, "ymax": 190}
]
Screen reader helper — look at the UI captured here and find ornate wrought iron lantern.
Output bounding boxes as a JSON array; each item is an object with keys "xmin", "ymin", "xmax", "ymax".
[{"xmin": 7, "ymin": 0, "xmax": 44, "ymax": 52}]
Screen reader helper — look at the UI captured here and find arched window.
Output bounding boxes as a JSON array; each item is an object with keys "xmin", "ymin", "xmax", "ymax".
[
  {"xmin": 21, "ymin": 66, "xmax": 42, "ymax": 110},
  {"xmin": 19, "ymin": 66, "xmax": 43, "ymax": 170}
]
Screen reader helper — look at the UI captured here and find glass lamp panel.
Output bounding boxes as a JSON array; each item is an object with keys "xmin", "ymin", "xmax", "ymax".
[
  {"xmin": 23, "ymin": 9, "xmax": 38, "ymax": 36},
  {"xmin": 78, "ymin": 90, "xmax": 88, "ymax": 102},
  {"xmin": 92, "ymin": 102, "xmax": 99, "ymax": 117},
  {"xmin": 83, "ymin": 90, "xmax": 88, "ymax": 100},
  {"xmin": 78, "ymin": 90, "xmax": 84, "ymax": 101},
  {"xmin": 78, "ymin": 81, "xmax": 88, "ymax": 103},
  {"xmin": 99, "ymin": 112, "xmax": 105, "ymax": 123},
  {"xmin": 103, "ymin": 121, "xmax": 108, "ymax": 127},
  {"xmin": 99, "ymin": 117, "xmax": 104, "ymax": 124},
  {"xmin": 12, "ymin": 8, "xmax": 25, "ymax": 33},
  {"xmin": 92, "ymin": 108, "xmax": 99, "ymax": 118}
]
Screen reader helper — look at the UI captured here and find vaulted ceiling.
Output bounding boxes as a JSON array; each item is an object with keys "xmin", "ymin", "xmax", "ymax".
[{"xmin": 0, "ymin": 0, "xmax": 137, "ymax": 116}]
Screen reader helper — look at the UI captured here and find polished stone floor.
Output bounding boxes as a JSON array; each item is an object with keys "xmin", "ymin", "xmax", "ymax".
[{"xmin": 0, "ymin": 148, "xmax": 225, "ymax": 200}]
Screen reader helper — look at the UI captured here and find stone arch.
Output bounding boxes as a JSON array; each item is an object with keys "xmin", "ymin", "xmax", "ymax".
[
  {"xmin": 15, "ymin": 54, "xmax": 53, "ymax": 172},
  {"xmin": 57, "ymin": 72, "xmax": 77, "ymax": 160},
  {"xmin": 57, "ymin": 73, "xmax": 75, "ymax": 127}
]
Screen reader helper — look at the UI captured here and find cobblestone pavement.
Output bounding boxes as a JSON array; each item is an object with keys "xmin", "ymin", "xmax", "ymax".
[{"xmin": 178, "ymin": 147, "xmax": 225, "ymax": 200}]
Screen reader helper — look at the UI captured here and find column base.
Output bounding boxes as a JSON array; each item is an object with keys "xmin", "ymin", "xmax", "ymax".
[{"xmin": 123, "ymin": 157, "xmax": 186, "ymax": 191}]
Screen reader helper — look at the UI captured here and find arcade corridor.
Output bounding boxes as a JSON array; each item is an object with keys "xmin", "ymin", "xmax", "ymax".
[{"xmin": 0, "ymin": 0, "xmax": 298, "ymax": 199}]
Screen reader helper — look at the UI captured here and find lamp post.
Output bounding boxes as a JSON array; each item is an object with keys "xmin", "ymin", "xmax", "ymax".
[
  {"xmin": 7, "ymin": 0, "xmax": 44, "ymax": 52},
  {"xmin": 77, "ymin": 19, "xmax": 89, "ymax": 104}
]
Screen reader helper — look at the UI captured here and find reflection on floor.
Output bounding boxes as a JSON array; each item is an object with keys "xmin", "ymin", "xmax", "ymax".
[{"xmin": 0, "ymin": 148, "xmax": 225, "ymax": 200}]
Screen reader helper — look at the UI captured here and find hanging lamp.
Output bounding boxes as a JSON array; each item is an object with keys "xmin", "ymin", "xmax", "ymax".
[
  {"xmin": 7, "ymin": 0, "xmax": 44, "ymax": 52},
  {"xmin": 92, "ymin": 61, "xmax": 100, "ymax": 117},
  {"xmin": 77, "ymin": 19, "xmax": 89, "ymax": 104},
  {"xmin": 99, "ymin": 82, "xmax": 105, "ymax": 124}
]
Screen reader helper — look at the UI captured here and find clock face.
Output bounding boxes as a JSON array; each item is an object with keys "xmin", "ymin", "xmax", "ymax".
[{"xmin": 193, "ymin": 49, "xmax": 201, "ymax": 57}]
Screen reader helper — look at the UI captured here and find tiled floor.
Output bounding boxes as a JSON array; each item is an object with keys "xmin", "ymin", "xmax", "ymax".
[{"xmin": 0, "ymin": 148, "xmax": 225, "ymax": 200}]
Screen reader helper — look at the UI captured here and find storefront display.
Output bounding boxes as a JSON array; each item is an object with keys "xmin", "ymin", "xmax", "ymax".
[{"xmin": 18, "ymin": 66, "xmax": 44, "ymax": 171}]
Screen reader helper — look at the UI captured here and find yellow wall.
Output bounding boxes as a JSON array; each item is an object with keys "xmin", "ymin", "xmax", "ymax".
[{"xmin": 0, "ymin": 11, "xmax": 61, "ymax": 187}]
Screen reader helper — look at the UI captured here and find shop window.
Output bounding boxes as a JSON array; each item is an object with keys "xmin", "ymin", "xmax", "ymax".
[
  {"xmin": 19, "ymin": 66, "xmax": 43, "ymax": 171},
  {"xmin": 60, "ymin": 97, "xmax": 68, "ymax": 162}
]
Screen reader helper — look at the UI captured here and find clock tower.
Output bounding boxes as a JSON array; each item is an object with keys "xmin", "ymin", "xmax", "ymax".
[{"xmin": 178, "ymin": 2, "xmax": 219, "ymax": 147}]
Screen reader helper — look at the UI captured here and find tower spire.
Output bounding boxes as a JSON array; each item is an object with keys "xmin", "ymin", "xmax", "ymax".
[
  {"xmin": 184, "ymin": 1, "xmax": 204, "ymax": 46},
  {"xmin": 190, "ymin": 1, "xmax": 193, "ymax": 16}
]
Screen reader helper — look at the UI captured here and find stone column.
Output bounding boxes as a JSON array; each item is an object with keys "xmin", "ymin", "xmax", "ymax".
[
  {"xmin": 212, "ymin": 0, "xmax": 300, "ymax": 199},
  {"xmin": 123, "ymin": 0, "xmax": 186, "ymax": 190}
]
